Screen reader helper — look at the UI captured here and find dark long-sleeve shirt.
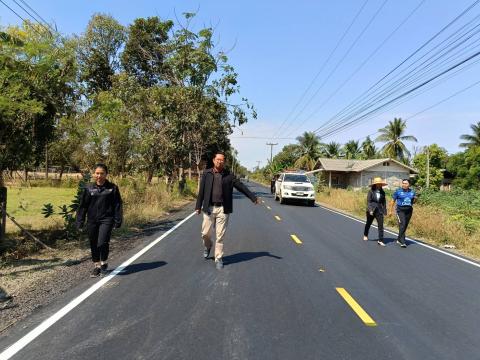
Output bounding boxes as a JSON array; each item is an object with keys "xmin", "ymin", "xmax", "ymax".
[
  {"xmin": 76, "ymin": 180, "xmax": 123, "ymax": 228},
  {"xmin": 366, "ymin": 188, "xmax": 387, "ymax": 215},
  {"xmin": 195, "ymin": 168, "xmax": 257, "ymax": 214}
]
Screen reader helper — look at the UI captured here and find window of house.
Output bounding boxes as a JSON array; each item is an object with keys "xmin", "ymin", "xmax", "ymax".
[{"xmin": 383, "ymin": 162, "xmax": 390, "ymax": 166}]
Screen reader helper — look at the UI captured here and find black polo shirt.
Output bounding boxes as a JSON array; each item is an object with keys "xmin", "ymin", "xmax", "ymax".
[{"xmin": 211, "ymin": 171, "xmax": 223, "ymax": 204}]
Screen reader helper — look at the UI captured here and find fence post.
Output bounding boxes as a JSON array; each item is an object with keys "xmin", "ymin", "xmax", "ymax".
[{"xmin": 0, "ymin": 186, "xmax": 6, "ymax": 242}]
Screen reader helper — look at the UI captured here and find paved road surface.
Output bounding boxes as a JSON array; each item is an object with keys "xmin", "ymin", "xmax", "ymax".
[{"xmin": 1, "ymin": 182, "xmax": 480, "ymax": 359}]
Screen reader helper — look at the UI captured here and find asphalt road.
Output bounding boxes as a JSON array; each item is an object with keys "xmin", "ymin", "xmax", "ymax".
[{"xmin": 1, "ymin": 182, "xmax": 480, "ymax": 360}]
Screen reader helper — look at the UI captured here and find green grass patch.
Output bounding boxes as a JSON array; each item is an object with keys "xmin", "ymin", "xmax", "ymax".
[{"xmin": 5, "ymin": 187, "xmax": 76, "ymax": 233}]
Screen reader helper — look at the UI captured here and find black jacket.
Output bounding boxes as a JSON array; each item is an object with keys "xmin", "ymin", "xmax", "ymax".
[
  {"xmin": 195, "ymin": 168, "xmax": 257, "ymax": 214},
  {"xmin": 76, "ymin": 180, "xmax": 123, "ymax": 228},
  {"xmin": 366, "ymin": 188, "xmax": 387, "ymax": 215}
]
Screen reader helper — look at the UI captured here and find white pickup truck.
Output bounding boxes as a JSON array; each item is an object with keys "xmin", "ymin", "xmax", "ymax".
[{"xmin": 274, "ymin": 172, "xmax": 315, "ymax": 206}]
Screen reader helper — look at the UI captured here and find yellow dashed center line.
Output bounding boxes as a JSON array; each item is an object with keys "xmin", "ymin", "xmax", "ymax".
[
  {"xmin": 336, "ymin": 288, "xmax": 377, "ymax": 327},
  {"xmin": 290, "ymin": 234, "xmax": 302, "ymax": 244},
  {"xmin": 274, "ymin": 215, "xmax": 281, "ymax": 221}
]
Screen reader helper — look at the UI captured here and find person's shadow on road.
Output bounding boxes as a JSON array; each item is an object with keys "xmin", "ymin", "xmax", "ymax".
[
  {"xmin": 117, "ymin": 261, "xmax": 167, "ymax": 275},
  {"xmin": 223, "ymin": 252, "xmax": 282, "ymax": 266}
]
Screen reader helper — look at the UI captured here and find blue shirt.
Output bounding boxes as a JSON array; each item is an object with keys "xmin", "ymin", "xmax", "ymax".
[{"xmin": 393, "ymin": 188, "xmax": 416, "ymax": 207}]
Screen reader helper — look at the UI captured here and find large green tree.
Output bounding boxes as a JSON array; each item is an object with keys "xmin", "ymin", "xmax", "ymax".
[
  {"xmin": 0, "ymin": 23, "xmax": 77, "ymax": 185},
  {"xmin": 121, "ymin": 17, "xmax": 173, "ymax": 87},
  {"xmin": 77, "ymin": 14, "xmax": 126, "ymax": 96},
  {"xmin": 446, "ymin": 147, "xmax": 480, "ymax": 189},
  {"xmin": 294, "ymin": 132, "xmax": 323, "ymax": 170},
  {"xmin": 376, "ymin": 118, "xmax": 417, "ymax": 161},
  {"xmin": 413, "ymin": 144, "xmax": 448, "ymax": 189},
  {"xmin": 271, "ymin": 144, "xmax": 301, "ymax": 169},
  {"xmin": 324, "ymin": 142, "xmax": 342, "ymax": 158},
  {"xmin": 361, "ymin": 136, "xmax": 377, "ymax": 159},
  {"xmin": 343, "ymin": 140, "xmax": 361, "ymax": 159}
]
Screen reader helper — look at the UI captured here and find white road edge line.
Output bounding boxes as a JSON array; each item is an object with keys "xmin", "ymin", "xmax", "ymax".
[
  {"xmin": 317, "ymin": 203, "xmax": 480, "ymax": 269},
  {"xmin": 0, "ymin": 212, "xmax": 197, "ymax": 360}
]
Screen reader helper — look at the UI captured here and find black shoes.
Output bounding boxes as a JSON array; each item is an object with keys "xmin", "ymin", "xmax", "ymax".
[
  {"xmin": 100, "ymin": 263, "xmax": 108, "ymax": 275},
  {"xmin": 203, "ymin": 247, "xmax": 211, "ymax": 259},
  {"xmin": 90, "ymin": 267, "xmax": 101, "ymax": 277},
  {"xmin": 215, "ymin": 258, "xmax": 224, "ymax": 270}
]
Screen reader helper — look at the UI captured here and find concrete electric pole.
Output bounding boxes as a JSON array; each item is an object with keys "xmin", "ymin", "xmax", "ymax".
[{"xmin": 266, "ymin": 142, "xmax": 278, "ymax": 163}]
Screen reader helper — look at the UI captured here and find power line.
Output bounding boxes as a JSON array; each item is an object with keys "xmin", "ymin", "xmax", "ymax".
[
  {"xmin": 324, "ymin": 13, "xmax": 480, "ymax": 130},
  {"xmin": 315, "ymin": 22, "xmax": 480, "ymax": 137},
  {"xmin": 0, "ymin": 0, "xmax": 54, "ymax": 37},
  {"xmin": 17, "ymin": 0, "xmax": 51, "ymax": 29},
  {"xmin": 321, "ymin": 55, "xmax": 480, "ymax": 141},
  {"xmin": 346, "ymin": 77, "xmax": 480, "ymax": 147},
  {"xmin": 10, "ymin": 0, "xmax": 53, "ymax": 35},
  {"xmin": 311, "ymin": 0, "xmax": 480, "ymax": 137},
  {"xmin": 316, "ymin": 49, "xmax": 480, "ymax": 139},
  {"xmin": 276, "ymin": 0, "xmax": 389, "ymax": 138},
  {"xmin": 404, "ymin": 78, "xmax": 480, "ymax": 121},
  {"xmin": 230, "ymin": 136, "xmax": 295, "ymax": 140},
  {"xmin": 282, "ymin": 0, "xmax": 426, "ymax": 138},
  {"xmin": 271, "ymin": 0, "xmax": 370, "ymax": 139},
  {"xmin": 316, "ymin": 37, "xmax": 480, "ymax": 139}
]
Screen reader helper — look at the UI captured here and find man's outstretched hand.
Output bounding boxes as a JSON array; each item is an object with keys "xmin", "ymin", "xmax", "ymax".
[
  {"xmin": 195, "ymin": 209, "xmax": 201, "ymax": 215},
  {"xmin": 255, "ymin": 197, "xmax": 261, "ymax": 204}
]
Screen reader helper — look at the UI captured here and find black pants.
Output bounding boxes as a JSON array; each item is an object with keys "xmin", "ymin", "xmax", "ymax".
[
  {"xmin": 87, "ymin": 222, "xmax": 113, "ymax": 262},
  {"xmin": 364, "ymin": 209, "xmax": 384, "ymax": 241},
  {"xmin": 396, "ymin": 206, "xmax": 413, "ymax": 244},
  {"xmin": 271, "ymin": 181, "xmax": 275, "ymax": 194}
]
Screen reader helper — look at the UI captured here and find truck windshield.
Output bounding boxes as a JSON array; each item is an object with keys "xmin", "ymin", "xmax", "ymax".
[{"xmin": 284, "ymin": 174, "xmax": 309, "ymax": 182}]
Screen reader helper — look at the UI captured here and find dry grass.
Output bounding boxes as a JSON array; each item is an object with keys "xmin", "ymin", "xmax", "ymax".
[
  {"xmin": 316, "ymin": 188, "xmax": 480, "ymax": 260},
  {"xmin": 121, "ymin": 180, "xmax": 196, "ymax": 227}
]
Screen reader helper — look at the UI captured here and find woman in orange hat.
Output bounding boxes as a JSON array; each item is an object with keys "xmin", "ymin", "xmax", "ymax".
[{"xmin": 363, "ymin": 177, "xmax": 387, "ymax": 246}]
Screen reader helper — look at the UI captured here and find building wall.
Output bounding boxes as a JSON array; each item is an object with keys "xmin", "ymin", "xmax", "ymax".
[
  {"xmin": 357, "ymin": 170, "xmax": 409, "ymax": 189},
  {"xmin": 322, "ymin": 160, "xmax": 414, "ymax": 189},
  {"xmin": 366, "ymin": 161, "xmax": 409, "ymax": 173}
]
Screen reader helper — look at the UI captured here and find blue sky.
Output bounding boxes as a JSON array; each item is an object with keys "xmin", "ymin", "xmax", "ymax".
[{"xmin": 2, "ymin": 0, "xmax": 479, "ymax": 170}]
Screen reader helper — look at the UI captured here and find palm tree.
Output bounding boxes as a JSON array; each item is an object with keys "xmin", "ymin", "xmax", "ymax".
[
  {"xmin": 343, "ymin": 140, "xmax": 361, "ymax": 159},
  {"xmin": 376, "ymin": 118, "xmax": 417, "ymax": 161},
  {"xmin": 361, "ymin": 136, "xmax": 377, "ymax": 159},
  {"xmin": 294, "ymin": 131, "xmax": 322, "ymax": 170},
  {"xmin": 324, "ymin": 141, "xmax": 342, "ymax": 158},
  {"xmin": 459, "ymin": 121, "xmax": 480, "ymax": 148}
]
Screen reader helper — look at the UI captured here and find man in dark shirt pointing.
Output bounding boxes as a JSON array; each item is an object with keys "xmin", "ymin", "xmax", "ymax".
[{"xmin": 195, "ymin": 152, "xmax": 259, "ymax": 269}]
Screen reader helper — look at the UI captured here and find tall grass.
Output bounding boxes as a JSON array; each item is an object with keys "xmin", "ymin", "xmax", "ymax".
[
  {"xmin": 316, "ymin": 188, "xmax": 480, "ymax": 260},
  {"xmin": 120, "ymin": 178, "xmax": 196, "ymax": 227}
]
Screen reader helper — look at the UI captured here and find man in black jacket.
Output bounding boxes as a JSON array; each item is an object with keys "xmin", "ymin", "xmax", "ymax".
[{"xmin": 195, "ymin": 152, "xmax": 259, "ymax": 269}]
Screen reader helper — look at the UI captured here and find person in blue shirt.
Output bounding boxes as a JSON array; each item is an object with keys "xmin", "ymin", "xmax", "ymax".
[{"xmin": 391, "ymin": 179, "xmax": 417, "ymax": 248}]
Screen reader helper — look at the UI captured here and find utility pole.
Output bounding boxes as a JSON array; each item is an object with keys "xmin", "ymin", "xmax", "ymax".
[
  {"xmin": 0, "ymin": 186, "xmax": 6, "ymax": 242},
  {"xmin": 45, "ymin": 144, "xmax": 49, "ymax": 180},
  {"xmin": 256, "ymin": 161, "xmax": 261, "ymax": 171},
  {"xmin": 426, "ymin": 145, "xmax": 430, "ymax": 189},
  {"xmin": 266, "ymin": 142, "xmax": 278, "ymax": 163}
]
